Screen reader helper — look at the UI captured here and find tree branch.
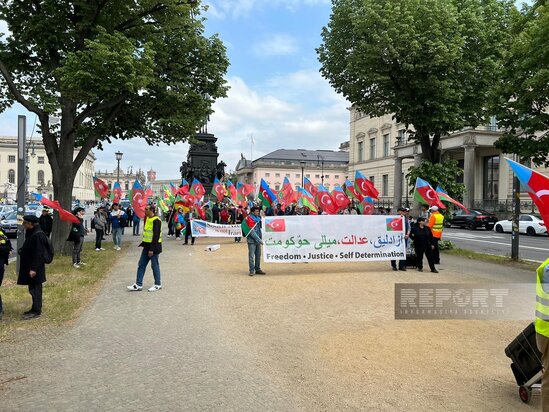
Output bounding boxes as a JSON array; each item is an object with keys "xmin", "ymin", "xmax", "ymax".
[
  {"xmin": 75, "ymin": 94, "xmax": 127, "ymax": 124},
  {"xmin": 0, "ymin": 60, "xmax": 46, "ymax": 116}
]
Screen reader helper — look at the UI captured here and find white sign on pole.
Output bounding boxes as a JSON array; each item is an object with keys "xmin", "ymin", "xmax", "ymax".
[
  {"xmin": 190, "ymin": 219, "xmax": 243, "ymax": 237},
  {"xmin": 262, "ymin": 215, "xmax": 406, "ymax": 263}
]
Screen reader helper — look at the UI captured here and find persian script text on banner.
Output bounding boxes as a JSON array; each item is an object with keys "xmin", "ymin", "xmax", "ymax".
[
  {"xmin": 262, "ymin": 215, "xmax": 406, "ymax": 263},
  {"xmin": 190, "ymin": 220, "xmax": 243, "ymax": 237}
]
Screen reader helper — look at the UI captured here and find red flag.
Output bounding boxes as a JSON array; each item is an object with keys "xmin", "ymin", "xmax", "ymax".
[
  {"xmin": 315, "ymin": 185, "xmax": 338, "ymax": 214},
  {"xmin": 32, "ymin": 193, "xmax": 80, "ymax": 223},
  {"xmin": 354, "ymin": 171, "xmax": 379, "ymax": 199},
  {"xmin": 265, "ymin": 218, "xmax": 286, "ymax": 232},
  {"xmin": 131, "ymin": 180, "xmax": 147, "ymax": 219},
  {"xmin": 227, "ymin": 180, "xmax": 237, "ymax": 200},
  {"xmin": 191, "ymin": 178, "xmax": 206, "ymax": 199},
  {"xmin": 387, "ymin": 217, "xmax": 403, "ymax": 231},
  {"xmin": 212, "ymin": 178, "xmax": 225, "ymax": 202},
  {"xmin": 304, "ymin": 177, "xmax": 317, "ymax": 198},
  {"xmin": 93, "ymin": 177, "xmax": 109, "ymax": 198},
  {"xmin": 194, "ymin": 203, "xmax": 206, "ymax": 220},
  {"xmin": 332, "ymin": 186, "xmax": 350, "ymax": 210}
]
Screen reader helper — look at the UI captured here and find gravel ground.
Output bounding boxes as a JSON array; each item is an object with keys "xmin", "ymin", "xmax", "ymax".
[{"xmin": 0, "ymin": 235, "xmax": 539, "ymax": 411}]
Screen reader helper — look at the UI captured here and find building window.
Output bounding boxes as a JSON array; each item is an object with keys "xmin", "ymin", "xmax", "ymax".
[
  {"xmin": 38, "ymin": 156, "xmax": 45, "ymax": 164},
  {"xmin": 306, "ymin": 174, "xmax": 310, "ymax": 178},
  {"xmin": 382, "ymin": 174, "xmax": 389, "ymax": 197},
  {"xmin": 275, "ymin": 185, "xmax": 280, "ymax": 190},
  {"xmin": 8, "ymin": 169, "xmax": 15, "ymax": 184},
  {"xmin": 315, "ymin": 174, "xmax": 320, "ymax": 179},
  {"xmin": 383, "ymin": 134, "xmax": 390, "ymax": 157},
  {"xmin": 483, "ymin": 155, "xmax": 499, "ymax": 202},
  {"xmin": 325, "ymin": 174, "xmax": 330, "ymax": 178},
  {"xmin": 295, "ymin": 174, "xmax": 300, "ymax": 178},
  {"xmin": 369, "ymin": 138, "xmax": 376, "ymax": 160},
  {"xmin": 397, "ymin": 129, "xmax": 407, "ymax": 145},
  {"xmin": 335, "ymin": 175, "xmax": 339, "ymax": 179},
  {"xmin": 285, "ymin": 173, "xmax": 290, "ymax": 178},
  {"xmin": 8, "ymin": 155, "xmax": 15, "ymax": 163},
  {"xmin": 125, "ymin": 182, "xmax": 129, "ymax": 191},
  {"xmin": 37, "ymin": 170, "xmax": 45, "ymax": 186},
  {"xmin": 275, "ymin": 173, "xmax": 280, "ymax": 178},
  {"xmin": 357, "ymin": 141, "xmax": 364, "ymax": 162},
  {"xmin": 369, "ymin": 176, "xmax": 375, "ymax": 187},
  {"xmin": 265, "ymin": 173, "xmax": 270, "ymax": 177}
]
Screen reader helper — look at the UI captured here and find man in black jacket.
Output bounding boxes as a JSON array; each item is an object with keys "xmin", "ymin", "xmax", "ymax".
[
  {"xmin": 17, "ymin": 215, "xmax": 48, "ymax": 320},
  {"xmin": 38, "ymin": 207, "xmax": 53, "ymax": 237},
  {"xmin": 409, "ymin": 217, "xmax": 438, "ymax": 273}
]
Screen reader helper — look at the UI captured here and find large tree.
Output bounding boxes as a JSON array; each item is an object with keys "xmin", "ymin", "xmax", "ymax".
[
  {"xmin": 0, "ymin": 0, "xmax": 228, "ymax": 250},
  {"xmin": 317, "ymin": 0, "xmax": 512, "ymax": 163},
  {"xmin": 493, "ymin": 0, "xmax": 549, "ymax": 166}
]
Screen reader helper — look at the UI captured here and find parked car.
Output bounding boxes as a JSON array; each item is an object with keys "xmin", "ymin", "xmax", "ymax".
[
  {"xmin": 0, "ymin": 204, "xmax": 17, "ymax": 218},
  {"xmin": 0, "ymin": 211, "xmax": 18, "ymax": 237},
  {"xmin": 493, "ymin": 214, "xmax": 547, "ymax": 236},
  {"xmin": 445, "ymin": 209, "xmax": 498, "ymax": 230},
  {"xmin": 24, "ymin": 203, "xmax": 43, "ymax": 217}
]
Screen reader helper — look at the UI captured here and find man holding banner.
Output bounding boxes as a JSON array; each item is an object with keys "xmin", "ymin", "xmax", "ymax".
[{"xmin": 243, "ymin": 207, "xmax": 266, "ymax": 276}]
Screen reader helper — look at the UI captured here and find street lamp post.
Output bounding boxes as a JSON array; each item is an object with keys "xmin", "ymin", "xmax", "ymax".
[
  {"xmin": 300, "ymin": 161, "xmax": 306, "ymax": 188},
  {"xmin": 115, "ymin": 151, "xmax": 123, "ymax": 185},
  {"xmin": 317, "ymin": 155, "xmax": 325, "ymax": 186}
]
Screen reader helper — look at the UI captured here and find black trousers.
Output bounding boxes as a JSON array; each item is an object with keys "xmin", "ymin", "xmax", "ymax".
[
  {"xmin": 95, "ymin": 229, "xmax": 104, "ymax": 249},
  {"xmin": 0, "ymin": 263, "xmax": 4, "ymax": 313},
  {"xmin": 28, "ymin": 282, "xmax": 43, "ymax": 313},
  {"xmin": 184, "ymin": 221, "xmax": 195, "ymax": 244},
  {"xmin": 415, "ymin": 246, "xmax": 436, "ymax": 271},
  {"xmin": 431, "ymin": 238, "xmax": 441, "ymax": 264},
  {"xmin": 391, "ymin": 259, "xmax": 406, "ymax": 270}
]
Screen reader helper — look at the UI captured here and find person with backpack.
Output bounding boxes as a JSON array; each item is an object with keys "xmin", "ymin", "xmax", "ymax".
[
  {"xmin": 38, "ymin": 207, "xmax": 53, "ymax": 237},
  {"xmin": 17, "ymin": 215, "xmax": 49, "ymax": 320},
  {"xmin": 93, "ymin": 206, "xmax": 107, "ymax": 251},
  {"xmin": 0, "ymin": 227, "xmax": 13, "ymax": 321}
]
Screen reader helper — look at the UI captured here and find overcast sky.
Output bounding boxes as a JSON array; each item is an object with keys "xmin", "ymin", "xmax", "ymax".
[{"xmin": 0, "ymin": 1, "xmax": 349, "ymax": 181}]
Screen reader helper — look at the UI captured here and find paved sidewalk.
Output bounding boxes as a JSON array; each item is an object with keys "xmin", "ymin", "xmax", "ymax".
[{"xmin": 0, "ymin": 233, "xmax": 540, "ymax": 411}]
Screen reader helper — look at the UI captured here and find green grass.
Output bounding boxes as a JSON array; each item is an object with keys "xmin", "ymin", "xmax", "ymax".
[
  {"xmin": 444, "ymin": 248, "xmax": 539, "ymax": 271},
  {"xmin": 0, "ymin": 241, "xmax": 120, "ymax": 341}
]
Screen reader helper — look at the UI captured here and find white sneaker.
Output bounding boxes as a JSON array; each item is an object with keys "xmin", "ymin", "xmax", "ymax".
[
  {"xmin": 96, "ymin": 248, "xmax": 101, "ymax": 251},
  {"xmin": 78, "ymin": 262, "xmax": 87, "ymax": 266},
  {"xmin": 73, "ymin": 263, "xmax": 80, "ymax": 269},
  {"xmin": 176, "ymin": 237, "xmax": 180, "ymax": 240},
  {"xmin": 148, "ymin": 284, "xmax": 162, "ymax": 292},
  {"xmin": 100, "ymin": 248, "xmax": 105, "ymax": 251},
  {"xmin": 127, "ymin": 284, "xmax": 143, "ymax": 291},
  {"xmin": 113, "ymin": 246, "xmax": 118, "ymax": 250}
]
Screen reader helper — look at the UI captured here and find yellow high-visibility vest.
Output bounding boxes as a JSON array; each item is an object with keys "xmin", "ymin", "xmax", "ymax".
[
  {"xmin": 429, "ymin": 212, "xmax": 444, "ymax": 239},
  {"xmin": 143, "ymin": 216, "xmax": 162, "ymax": 244},
  {"xmin": 536, "ymin": 258, "xmax": 549, "ymax": 338}
]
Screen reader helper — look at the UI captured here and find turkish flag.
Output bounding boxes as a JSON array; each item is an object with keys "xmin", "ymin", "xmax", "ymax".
[
  {"xmin": 265, "ymin": 218, "xmax": 286, "ymax": 232},
  {"xmin": 132, "ymin": 188, "xmax": 146, "ymax": 219},
  {"xmin": 362, "ymin": 203, "xmax": 374, "ymax": 215},
  {"xmin": 213, "ymin": 182, "xmax": 225, "ymax": 202}
]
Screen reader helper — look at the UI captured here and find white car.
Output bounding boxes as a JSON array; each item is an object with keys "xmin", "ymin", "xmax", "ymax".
[{"xmin": 493, "ymin": 214, "xmax": 548, "ymax": 236}]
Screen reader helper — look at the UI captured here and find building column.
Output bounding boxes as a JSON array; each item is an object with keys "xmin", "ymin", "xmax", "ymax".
[
  {"xmin": 393, "ymin": 156, "xmax": 403, "ymax": 211},
  {"xmin": 463, "ymin": 145, "xmax": 476, "ymax": 209}
]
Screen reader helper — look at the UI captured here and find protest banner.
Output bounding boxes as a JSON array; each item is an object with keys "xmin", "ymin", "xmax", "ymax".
[
  {"xmin": 190, "ymin": 219, "xmax": 243, "ymax": 237},
  {"xmin": 262, "ymin": 215, "xmax": 405, "ymax": 263}
]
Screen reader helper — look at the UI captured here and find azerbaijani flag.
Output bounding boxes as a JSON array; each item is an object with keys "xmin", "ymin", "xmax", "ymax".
[
  {"xmin": 357, "ymin": 196, "xmax": 375, "ymax": 215},
  {"xmin": 304, "ymin": 177, "xmax": 318, "ymax": 198},
  {"xmin": 227, "ymin": 180, "xmax": 237, "ymax": 200},
  {"xmin": 112, "ymin": 181, "xmax": 122, "ymax": 204},
  {"xmin": 297, "ymin": 187, "xmax": 318, "ymax": 213},
  {"xmin": 354, "ymin": 171, "xmax": 379, "ymax": 199},
  {"xmin": 413, "ymin": 178, "xmax": 445, "ymax": 209},
  {"xmin": 131, "ymin": 179, "xmax": 147, "ymax": 219},
  {"xmin": 170, "ymin": 182, "xmax": 179, "ymax": 195},
  {"xmin": 345, "ymin": 179, "xmax": 364, "ymax": 202},
  {"xmin": 332, "ymin": 186, "xmax": 350, "ymax": 210},
  {"xmin": 212, "ymin": 177, "xmax": 225, "ymax": 202},
  {"xmin": 241, "ymin": 214, "xmax": 259, "ymax": 237},
  {"xmin": 315, "ymin": 184, "xmax": 338, "ymax": 214},
  {"xmin": 93, "ymin": 176, "xmax": 109, "ymax": 198},
  {"xmin": 386, "ymin": 217, "xmax": 403, "ymax": 231},
  {"xmin": 265, "ymin": 218, "xmax": 286, "ymax": 232},
  {"xmin": 506, "ymin": 158, "xmax": 549, "ymax": 225},
  {"xmin": 281, "ymin": 177, "xmax": 298, "ymax": 205},
  {"xmin": 190, "ymin": 178, "xmax": 206, "ymax": 200},
  {"xmin": 258, "ymin": 179, "xmax": 276, "ymax": 208},
  {"xmin": 436, "ymin": 186, "xmax": 468, "ymax": 213}
]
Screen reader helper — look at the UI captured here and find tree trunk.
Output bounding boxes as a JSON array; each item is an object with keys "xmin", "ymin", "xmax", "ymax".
[{"xmin": 418, "ymin": 130, "xmax": 441, "ymax": 164}]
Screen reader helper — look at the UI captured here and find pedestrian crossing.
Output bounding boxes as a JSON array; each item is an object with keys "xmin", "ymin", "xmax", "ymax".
[{"xmin": 445, "ymin": 232, "xmax": 502, "ymax": 240}]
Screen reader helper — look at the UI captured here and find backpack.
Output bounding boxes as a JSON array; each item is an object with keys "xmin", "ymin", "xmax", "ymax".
[{"xmin": 32, "ymin": 231, "xmax": 54, "ymax": 264}]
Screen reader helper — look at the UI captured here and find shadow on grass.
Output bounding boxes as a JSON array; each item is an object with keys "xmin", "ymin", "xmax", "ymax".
[{"xmin": 0, "ymin": 241, "xmax": 121, "ymax": 341}]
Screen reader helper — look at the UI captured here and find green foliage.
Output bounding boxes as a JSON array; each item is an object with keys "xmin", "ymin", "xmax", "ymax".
[
  {"xmin": 438, "ymin": 240, "xmax": 454, "ymax": 251},
  {"xmin": 406, "ymin": 159, "xmax": 465, "ymax": 200},
  {"xmin": 318, "ymin": 0, "xmax": 513, "ymax": 163},
  {"xmin": 493, "ymin": 1, "xmax": 549, "ymax": 167}
]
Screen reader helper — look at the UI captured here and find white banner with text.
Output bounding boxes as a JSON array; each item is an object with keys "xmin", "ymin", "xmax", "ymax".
[
  {"xmin": 190, "ymin": 219, "xmax": 243, "ymax": 237},
  {"xmin": 262, "ymin": 215, "xmax": 405, "ymax": 263}
]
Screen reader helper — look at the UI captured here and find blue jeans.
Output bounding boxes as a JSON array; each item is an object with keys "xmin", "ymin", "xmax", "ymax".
[
  {"xmin": 136, "ymin": 248, "xmax": 161, "ymax": 287},
  {"xmin": 247, "ymin": 241, "xmax": 262, "ymax": 273},
  {"xmin": 112, "ymin": 227, "xmax": 123, "ymax": 247},
  {"xmin": 133, "ymin": 220, "xmax": 140, "ymax": 235}
]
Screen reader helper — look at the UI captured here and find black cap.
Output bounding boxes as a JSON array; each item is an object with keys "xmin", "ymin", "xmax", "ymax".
[
  {"xmin": 416, "ymin": 217, "xmax": 426, "ymax": 222},
  {"xmin": 23, "ymin": 215, "xmax": 39, "ymax": 224}
]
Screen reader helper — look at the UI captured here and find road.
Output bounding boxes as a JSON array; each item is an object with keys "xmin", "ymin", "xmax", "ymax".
[{"xmin": 444, "ymin": 227, "xmax": 549, "ymax": 262}]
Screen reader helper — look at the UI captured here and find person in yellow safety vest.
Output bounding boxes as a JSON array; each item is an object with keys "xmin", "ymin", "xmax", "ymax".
[
  {"xmin": 536, "ymin": 258, "xmax": 549, "ymax": 411},
  {"xmin": 127, "ymin": 205, "xmax": 163, "ymax": 292},
  {"xmin": 427, "ymin": 205, "xmax": 444, "ymax": 265}
]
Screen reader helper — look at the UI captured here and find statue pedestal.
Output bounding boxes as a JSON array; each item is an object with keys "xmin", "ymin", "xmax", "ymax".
[{"xmin": 181, "ymin": 132, "xmax": 224, "ymax": 194}]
